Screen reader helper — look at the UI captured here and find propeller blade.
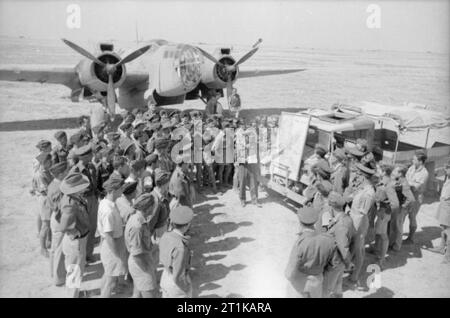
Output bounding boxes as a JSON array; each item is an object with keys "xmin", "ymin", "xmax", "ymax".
[
  {"xmin": 115, "ymin": 45, "xmax": 152, "ymax": 67},
  {"xmin": 62, "ymin": 39, "xmax": 105, "ymax": 66},
  {"xmin": 107, "ymin": 73, "xmax": 116, "ymax": 115},
  {"xmin": 197, "ymin": 47, "xmax": 220, "ymax": 64},
  {"xmin": 235, "ymin": 46, "xmax": 259, "ymax": 66},
  {"xmin": 252, "ymin": 38, "xmax": 263, "ymax": 49}
]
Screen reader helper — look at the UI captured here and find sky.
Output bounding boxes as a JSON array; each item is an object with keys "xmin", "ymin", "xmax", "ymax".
[{"xmin": 0, "ymin": 0, "xmax": 448, "ymax": 53}]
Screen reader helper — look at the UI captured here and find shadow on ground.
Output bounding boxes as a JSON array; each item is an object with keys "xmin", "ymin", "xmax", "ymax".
[
  {"xmin": 188, "ymin": 200, "xmax": 254, "ymax": 297},
  {"xmin": 343, "ymin": 225, "xmax": 442, "ymax": 295}
]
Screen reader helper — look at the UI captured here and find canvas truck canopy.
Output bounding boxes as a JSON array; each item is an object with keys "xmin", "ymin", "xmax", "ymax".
[{"xmin": 332, "ymin": 101, "xmax": 450, "ymax": 148}]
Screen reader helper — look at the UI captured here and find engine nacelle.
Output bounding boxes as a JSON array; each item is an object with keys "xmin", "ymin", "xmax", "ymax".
[
  {"xmin": 200, "ymin": 55, "xmax": 238, "ymax": 89},
  {"xmin": 76, "ymin": 51, "xmax": 126, "ymax": 92}
]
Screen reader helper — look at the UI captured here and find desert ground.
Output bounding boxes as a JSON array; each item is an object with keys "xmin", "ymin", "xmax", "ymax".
[{"xmin": 0, "ymin": 37, "xmax": 449, "ymax": 298}]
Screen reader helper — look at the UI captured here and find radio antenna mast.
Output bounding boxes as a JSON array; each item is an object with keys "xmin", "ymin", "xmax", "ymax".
[{"xmin": 135, "ymin": 20, "xmax": 139, "ymax": 45}]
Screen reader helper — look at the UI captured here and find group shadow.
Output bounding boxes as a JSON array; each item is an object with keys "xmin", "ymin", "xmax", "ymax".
[{"xmin": 188, "ymin": 199, "xmax": 254, "ymax": 298}]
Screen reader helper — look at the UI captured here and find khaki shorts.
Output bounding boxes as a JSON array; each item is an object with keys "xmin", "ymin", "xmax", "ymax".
[
  {"xmin": 100, "ymin": 237, "xmax": 127, "ymax": 277},
  {"xmin": 37, "ymin": 195, "xmax": 51, "ymax": 221},
  {"xmin": 62, "ymin": 235, "xmax": 87, "ymax": 289},
  {"xmin": 128, "ymin": 253, "xmax": 157, "ymax": 292},
  {"xmin": 160, "ymin": 269, "xmax": 192, "ymax": 298}
]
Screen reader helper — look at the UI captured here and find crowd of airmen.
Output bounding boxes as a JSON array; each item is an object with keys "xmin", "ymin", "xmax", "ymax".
[
  {"xmin": 30, "ymin": 101, "xmax": 450, "ymax": 298},
  {"xmin": 30, "ymin": 102, "xmax": 280, "ymax": 298}
]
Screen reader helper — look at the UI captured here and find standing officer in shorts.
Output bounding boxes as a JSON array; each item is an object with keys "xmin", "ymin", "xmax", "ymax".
[
  {"xmin": 58, "ymin": 172, "xmax": 91, "ymax": 298},
  {"xmin": 47, "ymin": 161, "xmax": 70, "ymax": 286},
  {"xmin": 125, "ymin": 193, "xmax": 159, "ymax": 298}
]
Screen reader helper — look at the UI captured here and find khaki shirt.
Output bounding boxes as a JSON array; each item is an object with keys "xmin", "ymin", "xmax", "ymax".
[
  {"xmin": 375, "ymin": 176, "xmax": 400, "ymax": 212},
  {"xmin": 159, "ymin": 230, "xmax": 192, "ymax": 291},
  {"xmin": 59, "ymin": 194, "xmax": 90, "ymax": 239},
  {"xmin": 31, "ymin": 168, "xmax": 53, "ymax": 196},
  {"xmin": 331, "ymin": 163, "xmax": 349, "ymax": 195},
  {"xmin": 351, "ymin": 183, "xmax": 375, "ymax": 215},
  {"xmin": 124, "ymin": 211, "xmax": 153, "ymax": 256},
  {"xmin": 46, "ymin": 178, "xmax": 62, "ymax": 219},
  {"xmin": 51, "ymin": 144, "xmax": 69, "ymax": 164},
  {"xmin": 327, "ymin": 213, "xmax": 355, "ymax": 266}
]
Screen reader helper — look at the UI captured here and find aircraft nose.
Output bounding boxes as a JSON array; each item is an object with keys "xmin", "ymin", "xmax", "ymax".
[{"xmin": 177, "ymin": 45, "xmax": 202, "ymax": 90}]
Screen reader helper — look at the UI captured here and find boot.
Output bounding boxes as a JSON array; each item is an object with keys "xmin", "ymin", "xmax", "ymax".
[
  {"xmin": 429, "ymin": 232, "xmax": 446, "ymax": 255},
  {"xmin": 403, "ymin": 226, "xmax": 417, "ymax": 245}
]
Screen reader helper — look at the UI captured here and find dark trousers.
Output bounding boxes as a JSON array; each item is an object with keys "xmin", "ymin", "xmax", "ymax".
[
  {"xmin": 85, "ymin": 195, "xmax": 99, "ymax": 259},
  {"xmin": 238, "ymin": 163, "xmax": 259, "ymax": 202}
]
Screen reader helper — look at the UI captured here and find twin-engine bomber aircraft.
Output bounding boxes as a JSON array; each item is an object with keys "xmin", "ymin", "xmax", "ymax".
[{"xmin": 0, "ymin": 38, "xmax": 304, "ymax": 114}]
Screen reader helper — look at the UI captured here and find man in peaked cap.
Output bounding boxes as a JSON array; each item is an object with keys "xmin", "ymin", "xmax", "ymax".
[
  {"xmin": 302, "ymin": 160, "xmax": 334, "ymax": 231},
  {"xmin": 33, "ymin": 139, "xmax": 53, "ymax": 172},
  {"xmin": 52, "ymin": 131, "xmax": 69, "ymax": 164},
  {"xmin": 119, "ymin": 122, "xmax": 133, "ymax": 142},
  {"xmin": 330, "ymin": 148, "xmax": 348, "ymax": 195},
  {"xmin": 154, "ymin": 137, "xmax": 175, "ymax": 173},
  {"xmin": 142, "ymin": 153, "xmax": 159, "ymax": 193},
  {"xmin": 69, "ymin": 144, "xmax": 100, "ymax": 263},
  {"xmin": 159, "ymin": 206, "xmax": 195, "ymax": 298},
  {"xmin": 124, "ymin": 193, "xmax": 158, "ymax": 298},
  {"xmin": 323, "ymin": 192, "xmax": 355, "ymax": 298},
  {"xmin": 133, "ymin": 130, "xmax": 149, "ymax": 161},
  {"xmin": 285, "ymin": 206, "xmax": 336, "ymax": 298},
  {"xmin": 346, "ymin": 162, "xmax": 376, "ymax": 286},
  {"xmin": 302, "ymin": 143, "xmax": 330, "ymax": 186},
  {"xmin": 149, "ymin": 168, "xmax": 171, "ymax": 234},
  {"xmin": 31, "ymin": 152, "xmax": 54, "ymax": 257},
  {"xmin": 58, "ymin": 172, "xmax": 91, "ymax": 297},
  {"xmin": 46, "ymin": 161, "xmax": 70, "ymax": 286}
]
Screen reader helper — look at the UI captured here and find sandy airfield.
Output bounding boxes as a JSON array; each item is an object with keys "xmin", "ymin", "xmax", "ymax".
[{"xmin": 0, "ymin": 37, "xmax": 449, "ymax": 298}]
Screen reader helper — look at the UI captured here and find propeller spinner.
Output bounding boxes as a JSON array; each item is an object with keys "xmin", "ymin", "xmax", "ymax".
[
  {"xmin": 197, "ymin": 39, "xmax": 262, "ymax": 108},
  {"xmin": 62, "ymin": 39, "xmax": 151, "ymax": 115}
]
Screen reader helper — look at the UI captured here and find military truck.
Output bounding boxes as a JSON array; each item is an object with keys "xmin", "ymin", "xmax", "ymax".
[{"xmin": 260, "ymin": 104, "xmax": 450, "ymax": 204}]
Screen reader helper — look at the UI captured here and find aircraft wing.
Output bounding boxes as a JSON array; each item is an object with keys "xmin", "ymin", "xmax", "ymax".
[
  {"xmin": 0, "ymin": 64, "xmax": 80, "ymax": 89},
  {"xmin": 238, "ymin": 67, "xmax": 305, "ymax": 79}
]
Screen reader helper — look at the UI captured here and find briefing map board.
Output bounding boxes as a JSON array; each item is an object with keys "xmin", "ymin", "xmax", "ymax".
[{"xmin": 271, "ymin": 112, "xmax": 311, "ymax": 181}]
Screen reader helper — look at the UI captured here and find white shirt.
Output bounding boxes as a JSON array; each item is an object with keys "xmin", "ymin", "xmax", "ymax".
[
  {"xmin": 97, "ymin": 198, "xmax": 124, "ymax": 239},
  {"xmin": 115, "ymin": 195, "xmax": 135, "ymax": 226},
  {"xmin": 406, "ymin": 165, "xmax": 429, "ymax": 195}
]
